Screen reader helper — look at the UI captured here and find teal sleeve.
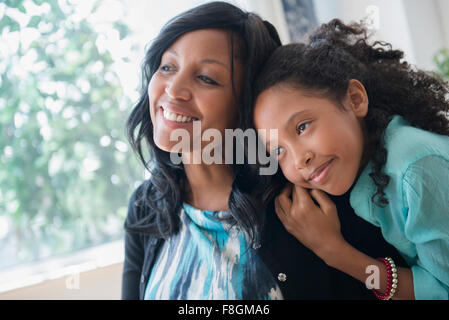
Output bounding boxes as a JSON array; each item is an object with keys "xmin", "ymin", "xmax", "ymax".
[
  {"xmin": 411, "ymin": 265, "xmax": 448, "ymax": 299},
  {"xmin": 403, "ymin": 156, "xmax": 449, "ymax": 300}
]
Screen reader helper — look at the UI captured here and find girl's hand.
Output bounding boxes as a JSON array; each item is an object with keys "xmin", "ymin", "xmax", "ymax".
[{"xmin": 274, "ymin": 184, "xmax": 346, "ymax": 260}]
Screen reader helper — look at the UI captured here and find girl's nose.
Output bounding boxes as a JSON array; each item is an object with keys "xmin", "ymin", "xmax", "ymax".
[{"xmin": 294, "ymin": 150, "xmax": 314, "ymax": 170}]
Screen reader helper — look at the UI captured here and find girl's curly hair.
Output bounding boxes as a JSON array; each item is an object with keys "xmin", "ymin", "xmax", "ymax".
[{"xmin": 253, "ymin": 19, "xmax": 449, "ymax": 207}]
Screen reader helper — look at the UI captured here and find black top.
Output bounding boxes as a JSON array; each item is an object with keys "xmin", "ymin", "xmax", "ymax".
[{"xmin": 122, "ymin": 183, "xmax": 407, "ymax": 300}]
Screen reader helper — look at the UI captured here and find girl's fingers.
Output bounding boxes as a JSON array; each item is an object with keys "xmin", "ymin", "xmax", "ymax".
[
  {"xmin": 309, "ymin": 189, "xmax": 336, "ymax": 215},
  {"xmin": 280, "ymin": 183, "xmax": 292, "ymax": 198},
  {"xmin": 274, "ymin": 197, "xmax": 285, "ymax": 219},
  {"xmin": 277, "ymin": 184, "xmax": 293, "ymax": 212},
  {"xmin": 292, "ymin": 184, "xmax": 314, "ymax": 208}
]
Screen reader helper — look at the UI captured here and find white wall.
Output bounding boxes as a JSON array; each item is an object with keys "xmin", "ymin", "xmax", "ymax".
[
  {"xmin": 238, "ymin": 0, "xmax": 291, "ymax": 44},
  {"xmin": 402, "ymin": 0, "xmax": 446, "ymax": 70},
  {"xmin": 313, "ymin": 0, "xmax": 449, "ymax": 71},
  {"xmin": 436, "ymin": 0, "xmax": 449, "ymax": 46}
]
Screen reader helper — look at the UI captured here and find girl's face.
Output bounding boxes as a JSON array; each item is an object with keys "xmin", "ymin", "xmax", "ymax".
[
  {"xmin": 148, "ymin": 28, "xmax": 243, "ymax": 153},
  {"xmin": 253, "ymin": 83, "xmax": 368, "ymax": 195}
]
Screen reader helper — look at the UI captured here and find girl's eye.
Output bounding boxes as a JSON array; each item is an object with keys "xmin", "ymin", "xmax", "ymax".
[
  {"xmin": 198, "ymin": 75, "xmax": 218, "ymax": 85},
  {"xmin": 272, "ymin": 146, "xmax": 285, "ymax": 157},
  {"xmin": 297, "ymin": 121, "xmax": 311, "ymax": 134}
]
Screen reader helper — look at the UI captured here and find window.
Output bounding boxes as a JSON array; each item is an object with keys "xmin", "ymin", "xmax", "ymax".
[{"xmin": 0, "ymin": 0, "xmax": 215, "ymax": 272}]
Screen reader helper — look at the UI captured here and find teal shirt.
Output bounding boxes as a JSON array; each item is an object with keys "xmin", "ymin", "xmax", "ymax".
[{"xmin": 350, "ymin": 115, "xmax": 449, "ymax": 300}]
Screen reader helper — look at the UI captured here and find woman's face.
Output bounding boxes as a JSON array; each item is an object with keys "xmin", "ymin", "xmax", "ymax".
[
  {"xmin": 253, "ymin": 84, "xmax": 367, "ymax": 196},
  {"xmin": 148, "ymin": 28, "xmax": 243, "ymax": 154}
]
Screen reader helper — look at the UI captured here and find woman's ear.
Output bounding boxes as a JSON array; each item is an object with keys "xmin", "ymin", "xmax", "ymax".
[{"xmin": 346, "ymin": 79, "xmax": 369, "ymax": 118}]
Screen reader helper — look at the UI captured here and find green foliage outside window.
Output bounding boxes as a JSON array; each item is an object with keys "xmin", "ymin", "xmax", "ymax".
[
  {"xmin": 434, "ymin": 48, "xmax": 449, "ymax": 79},
  {"xmin": 0, "ymin": 0, "xmax": 143, "ymax": 269},
  {"xmin": 434, "ymin": 48, "xmax": 449, "ymax": 121}
]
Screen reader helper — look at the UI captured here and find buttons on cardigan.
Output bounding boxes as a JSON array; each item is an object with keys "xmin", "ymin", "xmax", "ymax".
[
  {"xmin": 253, "ymin": 243, "xmax": 261, "ymax": 250},
  {"xmin": 140, "ymin": 274, "xmax": 146, "ymax": 284},
  {"xmin": 278, "ymin": 273, "xmax": 287, "ymax": 282}
]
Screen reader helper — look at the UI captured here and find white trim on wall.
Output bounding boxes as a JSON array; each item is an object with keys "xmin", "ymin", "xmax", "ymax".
[
  {"xmin": 0, "ymin": 262, "xmax": 123, "ymax": 300},
  {"xmin": 0, "ymin": 240, "xmax": 124, "ymax": 295}
]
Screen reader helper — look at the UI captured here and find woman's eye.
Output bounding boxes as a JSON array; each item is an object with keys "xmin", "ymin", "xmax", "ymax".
[
  {"xmin": 297, "ymin": 122, "xmax": 311, "ymax": 133},
  {"xmin": 198, "ymin": 75, "xmax": 218, "ymax": 85},
  {"xmin": 160, "ymin": 64, "xmax": 173, "ymax": 72}
]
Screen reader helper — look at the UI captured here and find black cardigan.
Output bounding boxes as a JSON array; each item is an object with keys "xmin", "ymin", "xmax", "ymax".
[{"xmin": 121, "ymin": 183, "xmax": 407, "ymax": 300}]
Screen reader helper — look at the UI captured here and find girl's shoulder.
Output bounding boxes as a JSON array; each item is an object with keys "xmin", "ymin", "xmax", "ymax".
[{"xmin": 383, "ymin": 115, "xmax": 449, "ymax": 174}]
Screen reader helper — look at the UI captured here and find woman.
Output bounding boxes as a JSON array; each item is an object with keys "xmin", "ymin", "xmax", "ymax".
[{"xmin": 122, "ymin": 1, "xmax": 406, "ymax": 299}]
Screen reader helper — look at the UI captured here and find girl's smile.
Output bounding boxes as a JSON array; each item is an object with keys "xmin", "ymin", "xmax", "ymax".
[
  {"xmin": 308, "ymin": 157, "xmax": 336, "ymax": 184},
  {"xmin": 253, "ymin": 81, "xmax": 369, "ymax": 196}
]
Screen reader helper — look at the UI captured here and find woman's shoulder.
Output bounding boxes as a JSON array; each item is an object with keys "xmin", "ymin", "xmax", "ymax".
[{"xmin": 126, "ymin": 179, "xmax": 156, "ymax": 225}]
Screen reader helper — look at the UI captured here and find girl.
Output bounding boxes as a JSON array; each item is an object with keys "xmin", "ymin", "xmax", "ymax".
[
  {"xmin": 123, "ymin": 2, "xmax": 406, "ymax": 300},
  {"xmin": 252, "ymin": 19, "xmax": 449, "ymax": 300}
]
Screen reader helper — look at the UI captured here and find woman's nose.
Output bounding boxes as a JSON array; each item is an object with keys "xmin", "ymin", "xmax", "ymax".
[
  {"xmin": 294, "ymin": 150, "xmax": 314, "ymax": 170},
  {"xmin": 165, "ymin": 76, "xmax": 192, "ymax": 101}
]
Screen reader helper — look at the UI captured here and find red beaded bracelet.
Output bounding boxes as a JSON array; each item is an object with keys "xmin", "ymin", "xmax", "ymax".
[{"xmin": 372, "ymin": 257, "xmax": 398, "ymax": 300}]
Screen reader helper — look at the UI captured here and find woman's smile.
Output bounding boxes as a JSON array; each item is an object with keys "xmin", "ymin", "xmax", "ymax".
[
  {"xmin": 148, "ymin": 29, "xmax": 242, "ymax": 153},
  {"xmin": 158, "ymin": 106, "xmax": 200, "ymax": 129}
]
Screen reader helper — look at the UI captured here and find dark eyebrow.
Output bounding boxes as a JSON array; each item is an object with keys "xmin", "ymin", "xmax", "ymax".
[
  {"xmin": 167, "ymin": 49, "xmax": 178, "ymax": 56},
  {"xmin": 166, "ymin": 49, "xmax": 229, "ymax": 71},
  {"xmin": 200, "ymin": 59, "xmax": 229, "ymax": 71},
  {"xmin": 286, "ymin": 111, "xmax": 306, "ymax": 127}
]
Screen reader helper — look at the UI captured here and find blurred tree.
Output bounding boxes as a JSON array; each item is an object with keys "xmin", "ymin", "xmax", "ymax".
[
  {"xmin": 0, "ymin": 0, "xmax": 143, "ymax": 268},
  {"xmin": 434, "ymin": 48, "xmax": 449, "ymax": 79}
]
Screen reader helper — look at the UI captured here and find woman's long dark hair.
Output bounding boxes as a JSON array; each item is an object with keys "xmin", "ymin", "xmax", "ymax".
[
  {"xmin": 254, "ymin": 19, "xmax": 449, "ymax": 207},
  {"xmin": 125, "ymin": 1, "xmax": 281, "ymax": 245}
]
